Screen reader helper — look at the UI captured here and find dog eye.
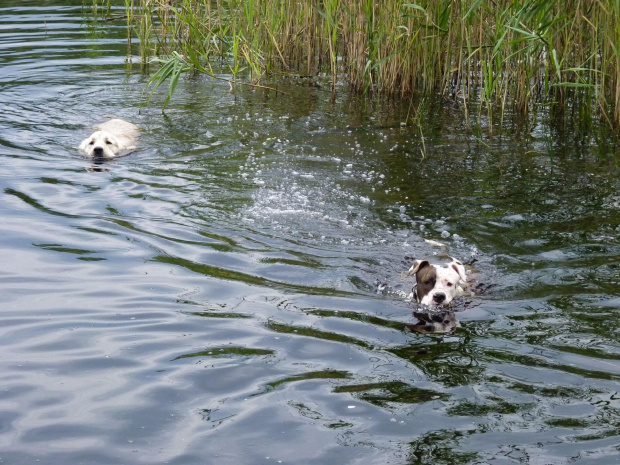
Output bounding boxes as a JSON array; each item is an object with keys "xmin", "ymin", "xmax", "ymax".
[
  {"xmin": 89, "ymin": 140, "xmax": 94, "ymax": 145},
  {"xmin": 447, "ymin": 282, "xmax": 453, "ymax": 287},
  {"xmin": 105, "ymin": 140, "xmax": 112, "ymax": 145}
]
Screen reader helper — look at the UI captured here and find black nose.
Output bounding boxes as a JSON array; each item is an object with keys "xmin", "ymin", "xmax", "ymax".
[
  {"xmin": 432, "ymin": 292, "xmax": 446, "ymax": 304},
  {"xmin": 93, "ymin": 146, "xmax": 104, "ymax": 156}
]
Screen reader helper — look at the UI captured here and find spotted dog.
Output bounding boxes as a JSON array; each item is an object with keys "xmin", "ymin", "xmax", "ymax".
[{"xmin": 408, "ymin": 257, "xmax": 467, "ymax": 307}]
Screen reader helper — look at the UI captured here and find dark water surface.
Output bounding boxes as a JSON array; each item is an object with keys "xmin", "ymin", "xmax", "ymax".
[{"xmin": 1, "ymin": 2, "xmax": 620, "ymax": 464}]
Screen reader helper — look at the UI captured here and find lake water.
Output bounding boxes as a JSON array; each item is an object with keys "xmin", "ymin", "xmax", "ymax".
[{"xmin": 1, "ymin": 2, "xmax": 620, "ymax": 464}]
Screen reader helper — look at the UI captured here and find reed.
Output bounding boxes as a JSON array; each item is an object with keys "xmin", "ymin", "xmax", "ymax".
[{"xmin": 117, "ymin": 0, "xmax": 620, "ymax": 127}]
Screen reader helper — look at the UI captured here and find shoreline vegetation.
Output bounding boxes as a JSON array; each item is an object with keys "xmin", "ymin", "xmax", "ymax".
[{"xmin": 104, "ymin": 0, "xmax": 619, "ymax": 128}]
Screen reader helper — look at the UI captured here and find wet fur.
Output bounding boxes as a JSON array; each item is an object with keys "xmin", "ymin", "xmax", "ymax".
[
  {"xmin": 409, "ymin": 258, "xmax": 467, "ymax": 306},
  {"xmin": 79, "ymin": 119, "xmax": 139, "ymax": 158}
]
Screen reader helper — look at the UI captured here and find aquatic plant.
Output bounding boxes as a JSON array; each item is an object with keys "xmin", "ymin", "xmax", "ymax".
[{"xmin": 117, "ymin": 0, "xmax": 620, "ymax": 127}]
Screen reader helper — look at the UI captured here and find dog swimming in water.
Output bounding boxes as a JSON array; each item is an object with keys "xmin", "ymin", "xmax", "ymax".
[
  {"xmin": 79, "ymin": 119, "xmax": 139, "ymax": 158},
  {"xmin": 408, "ymin": 257, "xmax": 468, "ymax": 306}
]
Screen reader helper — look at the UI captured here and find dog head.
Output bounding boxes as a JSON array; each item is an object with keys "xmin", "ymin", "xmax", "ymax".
[
  {"xmin": 409, "ymin": 259, "xmax": 467, "ymax": 306},
  {"xmin": 79, "ymin": 130, "xmax": 121, "ymax": 158}
]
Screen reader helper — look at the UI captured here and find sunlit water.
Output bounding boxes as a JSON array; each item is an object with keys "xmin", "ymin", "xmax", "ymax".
[{"xmin": 1, "ymin": 2, "xmax": 620, "ymax": 464}]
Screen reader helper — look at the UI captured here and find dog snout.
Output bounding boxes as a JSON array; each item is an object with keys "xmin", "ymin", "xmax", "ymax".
[
  {"xmin": 432, "ymin": 292, "xmax": 446, "ymax": 304},
  {"xmin": 93, "ymin": 146, "xmax": 104, "ymax": 156}
]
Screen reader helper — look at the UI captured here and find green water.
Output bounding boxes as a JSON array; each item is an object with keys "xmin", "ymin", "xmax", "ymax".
[{"xmin": 0, "ymin": 2, "xmax": 619, "ymax": 464}]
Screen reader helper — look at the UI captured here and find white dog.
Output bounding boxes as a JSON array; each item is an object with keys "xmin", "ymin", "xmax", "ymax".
[
  {"xmin": 409, "ymin": 258, "xmax": 468, "ymax": 307},
  {"xmin": 79, "ymin": 119, "xmax": 139, "ymax": 158}
]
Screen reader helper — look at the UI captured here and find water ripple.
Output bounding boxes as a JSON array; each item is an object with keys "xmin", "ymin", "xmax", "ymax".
[{"xmin": 0, "ymin": 2, "xmax": 619, "ymax": 464}]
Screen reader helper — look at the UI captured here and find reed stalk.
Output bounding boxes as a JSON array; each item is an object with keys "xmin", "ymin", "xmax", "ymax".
[{"xmin": 111, "ymin": 0, "xmax": 620, "ymax": 127}]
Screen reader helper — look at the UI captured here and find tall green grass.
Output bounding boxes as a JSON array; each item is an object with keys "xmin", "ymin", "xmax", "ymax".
[{"xmin": 119, "ymin": 0, "xmax": 620, "ymax": 126}]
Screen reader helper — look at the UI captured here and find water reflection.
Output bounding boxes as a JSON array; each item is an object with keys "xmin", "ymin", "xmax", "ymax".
[
  {"xmin": 172, "ymin": 346, "xmax": 274, "ymax": 361},
  {"xmin": 334, "ymin": 381, "xmax": 448, "ymax": 407},
  {"xmin": 0, "ymin": 2, "xmax": 619, "ymax": 464},
  {"xmin": 407, "ymin": 309, "xmax": 460, "ymax": 334},
  {"xmin": 86, "ymin": 164, "xmax": 111, "ymax": 173}
]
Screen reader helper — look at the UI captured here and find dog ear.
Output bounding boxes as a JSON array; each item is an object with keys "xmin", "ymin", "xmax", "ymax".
[
  {"xmin": 450, "ymin": 262, "xmax": 467, "ymax": 282},
  {"xmin": 110, "ymin": 134, "xmax": 121, "ymax": 145},
  {"xmin": 78, "ymin": 137, "xmax": 91, "ymax": 152},
  {"xmin": 408, "ymin": 259, "xmax": 430, "ymax": 275}
]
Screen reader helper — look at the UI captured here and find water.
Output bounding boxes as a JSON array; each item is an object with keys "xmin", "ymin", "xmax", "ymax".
[{"xmin": 1, "ymin": 2, "xmax": 619, "ymax": 464}]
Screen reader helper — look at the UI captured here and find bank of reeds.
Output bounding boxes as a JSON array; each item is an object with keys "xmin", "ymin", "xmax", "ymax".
[{"xmin": 121, "ymin": 0, "xmax": 620, "ymax": 126}]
